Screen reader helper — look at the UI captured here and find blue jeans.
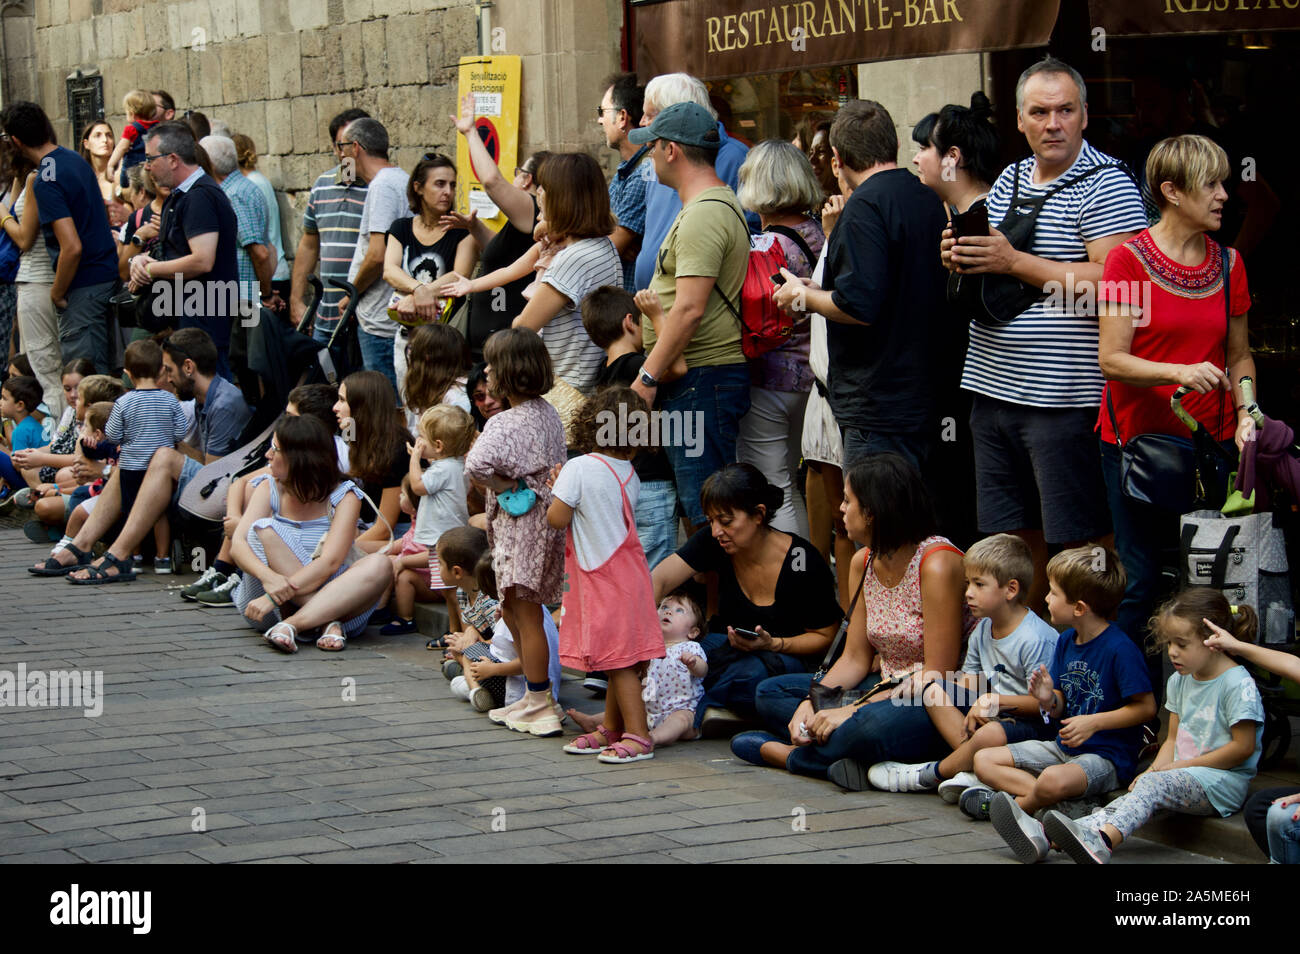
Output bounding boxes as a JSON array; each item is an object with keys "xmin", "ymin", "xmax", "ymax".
[
  {"xmin": 634, "ymin": 478, "xmax": 678, "ymax": 571},
  {"xmin": 658, "ymin": 363, "xmax": 750, "ymax": 527},
  {"xmin": 841, "ymin": 426, "xmax": 930, "ymax": 473},
  {"xmin": 58, "ymin": 279, "xmax": 116, "ymax": 372},
  {"xmin": 0, "ymin": 449, "xmax": 23, "ymax": 489},
  {"xmin": 754, "ymin": 672, "xmax": 947, "ymax": 779},
  {"xmin": 358, "ymin": 328, "xmax": 398, "ymax": 396},
  {"xmin": 1267, "ymin": 796, "xmax": 1300, "ymax": 864},
  {"xmin": 695, "ymin": 631, "xmax": 806, "ymax": 729}
]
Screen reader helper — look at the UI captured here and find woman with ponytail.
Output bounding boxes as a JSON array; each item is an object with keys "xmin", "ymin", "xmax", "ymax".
[
  {"xmin": 649, "ymin": 462, "xmax": 843, "ymax": 734},
  {"xmin": 1025, "ymin": 588, "xmax": 1265, "ymax": 864}
]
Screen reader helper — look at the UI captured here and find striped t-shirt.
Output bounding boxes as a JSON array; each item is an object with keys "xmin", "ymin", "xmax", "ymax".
[
  {"xmin": 302, "ymin": 166, "xmax": 369, "ymax": 330},
  {"xmin": 104, "ymin": 388, "xmax": 189, "ymax": 470},
  {"xmin": 539, "ymin": 236, "xmax": 622, "ymax": 392},
  {"xmin": 962, "ymin": 141, "xmax": 1146, "ymax": 409}
]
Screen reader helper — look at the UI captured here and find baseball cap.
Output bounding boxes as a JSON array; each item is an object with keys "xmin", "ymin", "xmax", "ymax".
[{"xmin": 628, "ymin": 102, "xmax": 721, "ymax": 149}]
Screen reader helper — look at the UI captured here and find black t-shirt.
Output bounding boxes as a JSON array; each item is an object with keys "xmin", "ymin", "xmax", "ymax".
[
  {"xmin": 676, "ymin": 529, "xmax": 842, "ymax": 650},
  {"xmin": 466, "ymin": 197, "xmax": 538, "ymax": 360},
  {"xmin": 356, "ymin": 438, "xmax": 409, "ymax": 524},
  {"xmin": 158, "ymin": 173, "xmax": 239, "ymax": 316},
  {"xmin": 593, "ymin": 352, "xmax": 674, "ymax": 483},
  {"xmin": 824, "ymin": 168, "xmax": 947, "ymax": 433},
  {"xmin": 120, "ymin": 203, "xmax": 160, "ymax": 257},
  {"xmin": 387, "ymin": 218, "xmax": 468, "ymax": 287}
]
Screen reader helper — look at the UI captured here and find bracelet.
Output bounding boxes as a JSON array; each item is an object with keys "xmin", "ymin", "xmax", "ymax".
[
  {"xmin": 0, "ymin": 215, "xmax": 13, "ymax": 229},
  {"xmin": 267, "ymin": 593, "xmax": 281, "ymax": 608}
]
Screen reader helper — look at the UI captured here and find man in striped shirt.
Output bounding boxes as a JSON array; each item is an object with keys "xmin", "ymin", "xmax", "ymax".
[
  {"xmin": 289, "ymin": 108, "xmax": 370, "ymax": 342},
  {"xmin": 945, "ymin": 56, "xmax": 1146, "ymax": 604}
]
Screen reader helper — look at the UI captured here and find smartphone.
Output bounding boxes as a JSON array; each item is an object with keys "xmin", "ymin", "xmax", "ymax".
[
  {"xmin": 769, "ymin": 272, "xmax": 785, "ymax": 287},
  {"xmin": 951, "ymin": 203, "xmax": 990, "ymax": 240},
  {"xmin": 733, "ymin": 627, "xmax": 762, "ymax": 641}
]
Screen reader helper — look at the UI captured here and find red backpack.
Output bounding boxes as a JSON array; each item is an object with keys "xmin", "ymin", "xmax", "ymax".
[{"xmin": 700, "ymin": 198, "xmax": 816, "ymax": 359}]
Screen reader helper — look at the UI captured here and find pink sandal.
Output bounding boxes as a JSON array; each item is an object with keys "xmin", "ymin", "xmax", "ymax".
[
  {"xmin": 597, "ymin": 733, "xmax": 654, "ymax": 764},
  {"xmin": 562, "ymin": 724, "xmax": 622, "ymax": 755}
]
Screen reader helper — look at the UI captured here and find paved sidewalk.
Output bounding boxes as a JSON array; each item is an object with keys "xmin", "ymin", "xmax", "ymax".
[{"xmin": 0, "ymin": 531, "xmax": 1220, "ymax": 864}]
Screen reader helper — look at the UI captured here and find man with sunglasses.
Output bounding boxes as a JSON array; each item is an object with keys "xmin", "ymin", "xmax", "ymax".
[
  {"xmin": 0, "ymin": 101, "xmax": 119, "ymax": 374},
  {"xmin": 129, "ymin": 120, "xmax": 239, "ymax": 379},
  {"xmin": 289, "ymin": 108, "xmax": 370, "ymax": 340},
  {"xmin": 596, "ymin": 73, "xmax": 650, "ymax": 293}
]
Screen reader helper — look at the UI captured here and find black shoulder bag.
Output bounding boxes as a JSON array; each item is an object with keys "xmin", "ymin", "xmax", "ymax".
[
  {"xmin": 1106, "ymin": 240, "xmax": 1231, "ymax": 513},
  {"xmin": 806, "ymin": 550, "xmax": 901, "ymax": 711}
]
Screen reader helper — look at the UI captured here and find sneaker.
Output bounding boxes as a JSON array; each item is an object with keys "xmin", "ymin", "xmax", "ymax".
[
  {"xmin": 867, "ymin": 761, "xmax": 938, "ymax": 793},
  {"xmin": 379, "ymin": 617, "xmax": 418, "ymax": 636},
  {"xmin": 448, "ymin": 675, "xmax": 471, "ymax": 701},
  {"xmin": 1043, "ymin": 810, "xmax": 1111, "ymax": 864},
  {"xmin": 0, "ymin": 486, "xmax": 14, "ymax": 511},
  {"xmin": 154, "ymin": 557, "xmax": 172, "ymax": 575},
  {"xmin": 990, "ymin": 791, "xmax": 1050, "ymax": 863},
  {"xmin": 180, "ymin": 566, "xmax": 225, "ymax": 601},
  {"xmin": 827, "ymin": 758, "xmax": 871, "ymax": 792},
  {"xmin": 488, "ymin": 695, "xmax": 528, "ymax": 725},
  {"xmin": 441, "ymin": 659, "xmax": 463, "ymax": 681},
  {"xmin": 583, "ymin": 671, "xmax": 608, "ymax": 696},
  {"xmin": 959, "ymin": 785, "xmax": 994, "ymax": 821},
  {"xmin": 468, "ymin": 686, "xmax": 494, "ymax": 712},
  {"xmin": 196, "ymin": 574, "xmax": 241, "ymax": 607},
  {"xmin": 504, "ymin": 689, "xmax": 564, "ymax": 737},
  {"xmin": 938, "ymin": 772, "xmax": 982, "ymax": 804},
  {"xmin": 23, "ymin": 520, "xmax": 60, "ymax": 545},
  {"xmin": 132, "ymin": 554, "xmax": 143, "ymax": 566},
  {"xmin": 13, "ymin": 487, "xmax": 35, "ymax": 510},
  {"xmin": 730, "ymin": 731, "xmax": 779, "ymax": 766}
]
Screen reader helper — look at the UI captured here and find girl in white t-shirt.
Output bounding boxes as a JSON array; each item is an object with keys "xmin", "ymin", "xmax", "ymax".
[
  {"xmin": 548, "ymin": 388, "xmax": 664, "ymax": 764},
  {"xmin": 381, "ymin": 404, "xmax": 475, "ymax": 635}
]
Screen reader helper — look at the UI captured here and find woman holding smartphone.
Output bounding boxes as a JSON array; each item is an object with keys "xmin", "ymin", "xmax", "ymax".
[{"xmin": 650, "ymin": 463, "xmax": 842, "ymax": 735}]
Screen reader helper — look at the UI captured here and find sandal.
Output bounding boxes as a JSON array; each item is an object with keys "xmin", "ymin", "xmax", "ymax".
[
  {"xmin": 316, "ymin": 621, "xmax": 347, "ymax": 652},
  {"xmin": 29, "ymin": 544, "xmax": 93, "ymax": 577},
  {"xmin": 66, "ymin": 552, "xmax": 138, "ymax": 585},
  {"xmin": 597, "ymin": 733, "xmax": 655, "ymax": 764},
  {"xmin": 562, "ymin": 724, "xmax": 622, "ymax": 755},
  {"xmin": 264, "ymin": 622, "xmax": 298, "ymax": 653},
  {"xmin": 425, "ymin": 635, "xmax": 450, "ymax": 650}
]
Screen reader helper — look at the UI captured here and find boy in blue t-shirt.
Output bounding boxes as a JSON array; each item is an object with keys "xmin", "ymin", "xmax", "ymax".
[
  {"xmin": 971, "ymin": 545, "xmax": 1156, "ymax": 863},
  {"xmin": 0, "ymin": 376, "xmax": 46, "ymax": 502}
]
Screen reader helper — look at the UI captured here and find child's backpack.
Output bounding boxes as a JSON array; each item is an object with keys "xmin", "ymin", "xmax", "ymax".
[{"xmin": 698, "ymin": 199, "xmax": 815, "ymax": 360}]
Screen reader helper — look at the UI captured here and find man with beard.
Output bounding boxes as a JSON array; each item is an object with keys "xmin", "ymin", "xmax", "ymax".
[{"xmin": 48, "ymin": 329, "xmax": 251, "ymax": 582}]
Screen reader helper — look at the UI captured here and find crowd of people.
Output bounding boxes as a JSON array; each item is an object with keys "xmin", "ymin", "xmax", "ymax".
[{"xmin": 0, "ymin": 56, "xmax": 1295, "ymax": 864}]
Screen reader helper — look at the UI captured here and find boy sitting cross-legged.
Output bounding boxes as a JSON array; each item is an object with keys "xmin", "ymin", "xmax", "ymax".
[
  {"xmin": 971, "ymin": 545, "xmax": 1156, "ymax": 862},
  {"xmin": 866, "ymin": 533, "xmax": 1059, "ymax": 800}
]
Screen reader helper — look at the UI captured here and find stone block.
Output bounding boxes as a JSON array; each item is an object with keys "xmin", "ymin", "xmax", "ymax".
[
  {"xmin": 165, "ymin": 3, "xmax": 183, "ymax": 52},
  {"xmin": 227, "ymin": 100, "xmax": 266, "ymax": 143},
  {"xmin": 49, "ymin": 0, "xmax": 68, "ymax": 30},
  {"xmin": 235, "ymin": 0, "xmax": 261, "ymax": 36},
  {"xmin": 372, "ymin": 0, "xmax": 410, "ymax": 17},
  {"xmin": 209, "ymin": 0, "xmax": 238, "ymax": 43},
  {"xmin": 143, "ymin": 5, "xmax": 169, "ymax": 53},
  {"xmin": 288, "ymin": 0, "xmax": 329, "ymax": 32},
  {"xmin": 298, "ymin": 26, "xmax": 325, "ymax": 58},
  {"xmin": 264, "ymin": 99, "xmax": 293, "ymax": 155},
  {"xmin": 361, "ymin": 17, "xmax": 386, "ymax": 87},
  {"xmin": 314, "ymin": 92, "xmax": 354, "ymax": 139},
  {"xmin": 375, "ymin": 84, "xmax": 421, "ymax": 144},
  {"xmin": 156, "ymin": 49, "xmax": 191, "ymax": 107},
  {"xmin": 108, "ymin": 12, "xmax": 128, "ymax": 60},
  {"xmin": 220, "ymin": 44, "xmax": 248, "ymax": 104},
  {"xmin": 243, "ymin": 36, "xmax": 269, "ymax": 101},
  {"xmin": 384, "ymin": 14, "xmax": 427, "ymax": 86},
  {"xmin": 343, "ymin": 0, "xmax": 373, "ymax": 22},
  {"xmin": 77, "ymin": 20, "xmax": 92, "ymax": 65},
  {"xmin": 289, "ymin": 96, "xmax": 318, "ymax": 154},
  {"xmin": 340, "ymin": 19, "xmax": 364, "ymax": 90},
  {"xmin": 35, "ymin": 0, "xmax": 52, "ymax": 30},
  {"xmin": 69, "ymin": 0, "xmax": 90, "ymax": 24},
  {"xmin": 188, "ymin": 48, "xmax": 223, "ymax": 107},
  {"xmin": 90, "ymin": 13, "xmax": 112, "ymax": 61},
  {"xmin": 280, "ymin": 153, "xmax": 319, "ymax": 193},
  {"xmin": 266, "ymin": 31, "xmax": 302, "ymax": 99},
  {"xmin": 259, "ymin": 0, "xmax": 292, "ymax": 35}
]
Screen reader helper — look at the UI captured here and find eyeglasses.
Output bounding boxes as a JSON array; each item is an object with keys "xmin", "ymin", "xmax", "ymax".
[
  {"xmin": 335, "ymin": 140, "xmax": 355, "ymax": 150},
  {"xmin": 268, "ymin": 442, "xmax": 281, "ymax": 456},
  {"xmin": 594, "ymin": 105, "xmax": 620, "ymax": 120},
  {"xmin": 142, "ymin": 152, "xmax": 171, "ymax": 167}
]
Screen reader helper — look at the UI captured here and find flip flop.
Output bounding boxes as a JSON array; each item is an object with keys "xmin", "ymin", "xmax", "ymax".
[
  {"xmin": 316, "ymin": 621, "xmax": 347, "ymax": 652},
  {"xmin": 29, "ymin": 544, "xmax": 92, "ymax": 577},
  {"xmin": 563, "ymin": 724, "xmax": 622, "ymax": 755},
  {"xmin": 597, "ymin": 733, "xmax": 654, "ymax": 764},
  {"xmin": 264, "ymin": 622, "xmax": 299, "ymax": 653},
  {"xmin": 66, "ymin": 552, "xmax": 137, "ymax": 585}
]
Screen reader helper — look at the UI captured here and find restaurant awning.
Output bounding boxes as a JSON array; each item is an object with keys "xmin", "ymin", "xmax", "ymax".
[
  {"xmin": 631, "ymin": 0, "xmax": 1061, "ymax": 81},
  {"xmin": 1087, "ymin": 0, "xmax": 1300, "ymax": 39}
]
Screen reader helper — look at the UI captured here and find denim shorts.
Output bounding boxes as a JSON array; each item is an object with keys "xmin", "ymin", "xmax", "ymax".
[
  {"xmin": 658, "ymin": 363, "xmax": 750, "ymax": 527},
  {"xmin": 1007, "ymin": 738, "xmax": 1118, "ymax": 796},
  {"xmin": 1000, "ymin": 716, "xmax": 1058, "ymax": 744},
  {"xmin": 171, "ymin": 455, "xmax": 203, "ymax": 509},
  {"xmin": 634, "ymin": 478, "xmax": 678, "ymax": 571},
  {"xmin": 969, "ymin": 394, "xmax": 1110, "ymax": 543}
]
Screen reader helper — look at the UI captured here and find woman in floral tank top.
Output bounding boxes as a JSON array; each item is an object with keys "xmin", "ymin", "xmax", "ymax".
[{"xmin": 734, "ymin": 454, "xmax": 974, "ymax": 789}]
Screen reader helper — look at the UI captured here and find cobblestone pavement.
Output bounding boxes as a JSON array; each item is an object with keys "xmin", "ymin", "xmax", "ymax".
[{"xmin": 0, "ymin": 531, "xmax": 1219, "ymax": 864}]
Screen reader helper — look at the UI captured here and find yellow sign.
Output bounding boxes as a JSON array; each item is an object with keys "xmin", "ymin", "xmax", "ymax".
[{"xmin": 456, "ymin": 55, "xmax": 521, "ymax": 233}]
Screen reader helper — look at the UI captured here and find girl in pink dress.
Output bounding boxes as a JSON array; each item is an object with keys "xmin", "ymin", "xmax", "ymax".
[
  {"xmin": 548, "ymin": 388, "xmax": 664, "ymax": 763},
  {"xmin": 463, "ymin": 329, "xmax": 567, "ymax": 736}
]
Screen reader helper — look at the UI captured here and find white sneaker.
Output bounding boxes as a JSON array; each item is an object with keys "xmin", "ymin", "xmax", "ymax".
[
  {"xmin": 1043, "ymin": 810, "xmax": 1112, "ymax": 864},
  {"xmin": 867, "ymin": 761, "xmax": 938, "ymax": 792},
  {"xmin": 448, "ymin": 676, "xmax": 471, "ymax": 701},
  {"xmin": 469, "ymin": 686, "xmax": 494, "ymax": 712},
  {"xmin": 938, "ymin": 771, "xmax": 981, "ymax": 804},
  {"xmin": 990, "ymin": 791, "xmax": 1050, "ymax": 863}
]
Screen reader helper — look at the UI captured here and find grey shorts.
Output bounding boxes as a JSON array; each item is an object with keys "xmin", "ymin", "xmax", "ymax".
[{"xmin": 1007, "ymin": 738, "xmax": 1118, "ymax": 796}]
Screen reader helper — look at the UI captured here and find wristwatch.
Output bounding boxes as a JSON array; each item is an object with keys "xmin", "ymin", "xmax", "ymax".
[
  {"xmin": 638, "ymin": 367, "xmax": 659, "ymax": 388},
  {"xmin": 130, "ymin": 234, "xmax": 144, "ymax": 248},
  {"xmin": 101, "ymin": 464, "xmax": 112, "ymax": 478}
]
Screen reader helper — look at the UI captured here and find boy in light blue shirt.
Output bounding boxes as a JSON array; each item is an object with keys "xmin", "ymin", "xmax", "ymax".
[
  {"xmin": 867, "ymin": 534, "xmax": 1059, "ymax": 798},
  {"xmin": 0, "ymin": 376, "xmax": 46, "ymax": 501}
]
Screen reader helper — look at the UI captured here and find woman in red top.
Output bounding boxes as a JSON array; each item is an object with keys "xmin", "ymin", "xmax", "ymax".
[{"xmin": 1097, "ymin": 133, "xmax": 1255, "ymax": 677}]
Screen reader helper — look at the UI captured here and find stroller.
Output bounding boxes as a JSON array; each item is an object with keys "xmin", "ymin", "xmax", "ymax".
[{"xmin": 169, "ymin": 278, "xmax": 363, "ymax": 565}]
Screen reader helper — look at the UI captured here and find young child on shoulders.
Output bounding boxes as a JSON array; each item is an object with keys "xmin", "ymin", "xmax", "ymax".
[
  {"xmin": 0, "ymin": 375, "xmax": 47, "ymax": 502},
  {"xmin": 1020, "ymin": 588, "xmax": 1265, "ymax": 864},
  {"xmin": 380, "ymin": 404, "xmax": 475, "ymax": 635},
  {"xmin": 103, "ymin": 339, "xmax": 188, "ymax": 575},
  {"xmin": 568, "ymin": 590, "xmax": 709, "ymax": 748},
  {"xmin": 106, "ymin": 89, "xmax": 159, "ymax": 189},
  {"xmin": 867, "ymin": 533, "xmax": 1059, "ymax": 799},
  {"xmin": 549, "ymin": 387, "xmax": 666, "ymax": 764},
  {"xmin": 968, "ymin": 545, "xmax": 1156, "ymax": 859}
]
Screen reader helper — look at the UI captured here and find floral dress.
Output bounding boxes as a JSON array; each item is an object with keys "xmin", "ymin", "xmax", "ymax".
[{"xmin": 463, "ymin": 397, "xmax": 566, "ymax": 604}]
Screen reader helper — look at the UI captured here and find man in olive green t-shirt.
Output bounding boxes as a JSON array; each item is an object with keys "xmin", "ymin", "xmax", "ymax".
[{"xmin": 628, "ymin": 102, "xmax": 750, "ymax": 529}]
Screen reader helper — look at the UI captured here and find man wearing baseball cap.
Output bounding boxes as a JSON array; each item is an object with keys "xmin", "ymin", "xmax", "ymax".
[{"xmin": 629, "ymin": 102, "xmax": 750, "ymax": 533}]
